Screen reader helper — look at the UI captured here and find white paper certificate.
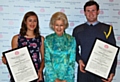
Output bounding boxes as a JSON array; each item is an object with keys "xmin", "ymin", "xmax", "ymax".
[
  {"xmin": 3, "ymin": 46, "xmax": 38, "ymax": 82},
  {"xmin": 85, "ymin": 39, "xmax": 119, "ymax": 79}
]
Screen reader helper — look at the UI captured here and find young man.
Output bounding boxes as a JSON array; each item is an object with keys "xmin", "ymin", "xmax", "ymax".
[{"xmin": 72, "ymin": 1, "xmax": 117, "ymax": 82}]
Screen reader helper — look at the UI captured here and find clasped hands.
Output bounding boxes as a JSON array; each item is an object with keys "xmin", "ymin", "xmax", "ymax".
[{"xmin": 55, "ymin": 78, "xmax": 66, "ymax": 82}]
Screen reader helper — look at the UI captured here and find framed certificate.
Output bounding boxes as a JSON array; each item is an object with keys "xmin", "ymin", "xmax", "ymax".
[
  {"xmin": 2, "ymin": 46, "xmax": 38, "ymax": 82},
  {"xmin": 85, "ymin": 38, "xmax": 119, "ymax": 79}
]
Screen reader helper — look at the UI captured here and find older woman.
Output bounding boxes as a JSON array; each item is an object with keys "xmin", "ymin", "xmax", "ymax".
[{"xmin": 44, "ymin": 12, "xmax": 76, "ymax": 82}]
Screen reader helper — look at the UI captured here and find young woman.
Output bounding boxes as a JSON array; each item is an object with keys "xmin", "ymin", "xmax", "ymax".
[{"xmin": 2, "ymin": 11, "xmax": 44, "ymax": 82}]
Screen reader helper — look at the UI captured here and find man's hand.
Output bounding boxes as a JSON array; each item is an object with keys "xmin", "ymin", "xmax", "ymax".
[
  {"xmin": 79, "ymin": 60, "xmax": 86, "ymax": 73},
  {"xmin": 102, "ymin": 73, "xmax": 114, "ymax": 82}
]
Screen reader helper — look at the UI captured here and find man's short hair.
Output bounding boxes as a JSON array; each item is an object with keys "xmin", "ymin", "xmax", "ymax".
[{"xmin": 84, "ymin": 1, "xmax": 99, "ymax": 11}]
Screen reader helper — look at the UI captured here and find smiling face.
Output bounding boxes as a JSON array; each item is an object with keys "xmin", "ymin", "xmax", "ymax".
[
  {"xmin": 84, "ymin": 5, "xmax": 99, "ymax": 24},
  {"xmin": 53, "ymin": 19, "xmax": 65, "ymax": 36},
  {"xmin": 25, "ymin": 15, "xmax": 37, "ymax": 31}
]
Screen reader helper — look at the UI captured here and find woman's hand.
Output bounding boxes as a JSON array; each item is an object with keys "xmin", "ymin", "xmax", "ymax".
[
  {"xmin": 2, "ymin": 56, "xmax": 7, "ymax": 64},
  {"xmin": 62, "ymin": 80, "xmax": 67, "ymax": 82},
  {"xmin": 55, "ymin": 79, "xmax": 66, "ymax": 82},
  {"xmin": 37, "ymin": 70, "xmax": 43, "ymax": 82}
]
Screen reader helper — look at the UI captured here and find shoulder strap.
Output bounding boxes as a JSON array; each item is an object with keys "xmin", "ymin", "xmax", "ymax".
[
  {"xmin": 103, "ymin": 26, "xmax": 112, "ymax": 39},
  {"xmin": 99, "ymin": 22, "xmax": 112, "ymax": 39}
]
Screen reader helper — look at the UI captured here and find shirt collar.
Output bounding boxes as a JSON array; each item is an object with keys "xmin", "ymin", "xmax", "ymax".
[{"xmin": 86, "ymin": 21, "xmax": 99, "ymax": 26}]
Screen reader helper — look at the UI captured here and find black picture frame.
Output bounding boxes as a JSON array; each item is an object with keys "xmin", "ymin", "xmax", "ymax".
[
  {"xmin": 85, "ymin": 38, "xmax": 119, "ymax": 80},
  {"xmin": 2, "ymin": 46, "xmax": 38, "ymax": 82}
]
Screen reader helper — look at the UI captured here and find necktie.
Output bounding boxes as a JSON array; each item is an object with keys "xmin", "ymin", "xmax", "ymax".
[{"xmin": 90, "ymin": 24, "xmax": 93, "ymax": 26}]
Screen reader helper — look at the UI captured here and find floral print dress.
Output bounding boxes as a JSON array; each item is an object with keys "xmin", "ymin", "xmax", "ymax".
[
  {"xmin": 44, "ymin": 33, "xmax": 76, "ymax": 82},
  {"xmin": 18, "ymin": 34, "xmax": 41, "ymax": 70}
]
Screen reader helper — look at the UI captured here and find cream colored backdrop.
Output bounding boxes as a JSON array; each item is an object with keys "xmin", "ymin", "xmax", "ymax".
[{"xmin": 0, "ymin": 0, "xmax": 120, "ymax": 82}]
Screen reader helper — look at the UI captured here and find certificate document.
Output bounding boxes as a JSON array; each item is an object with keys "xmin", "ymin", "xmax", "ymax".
[
  {"xmin": 3, "ymin": 46, "xmax": 38, "ymax": 82},
  {"xmin": 85, "ymin": 38, "xmax": 119, "ymax": 79}
]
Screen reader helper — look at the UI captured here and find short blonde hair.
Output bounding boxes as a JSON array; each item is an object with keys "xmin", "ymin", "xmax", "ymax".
[{"xmin": 49, "ymin": 12, "xmax": 69, "ymax": 29}]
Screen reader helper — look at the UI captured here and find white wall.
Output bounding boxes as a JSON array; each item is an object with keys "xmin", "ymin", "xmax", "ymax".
[{"xmin": 0, "ymin": 0, "xmax": 120, "ymax": 82}]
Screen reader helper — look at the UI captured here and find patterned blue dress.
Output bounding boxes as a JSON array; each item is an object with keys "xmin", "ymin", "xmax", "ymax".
[
  {"xmin": 44, "ymin": 33, "xmax": 76, "ymax": 82},
  {"xmin": 18, "ymin": 34, "xmax": 41, "ymax": 70}
]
